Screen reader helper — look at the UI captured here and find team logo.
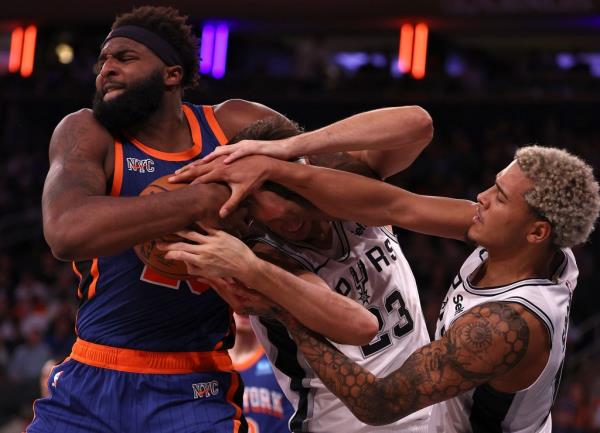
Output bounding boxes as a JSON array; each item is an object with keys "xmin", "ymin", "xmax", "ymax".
[
  {"xmin": 51, "ymin": 371, "xmax": 63, "ymax": 388},
  {"xmin": 350, "ymin": 260, "xmax": 370, "ymax": 305},
  {"xmin": 192, "ymin": 380, "xmax": 219, "ymax": 399},
  {"xmin": 126, "ymin": 157, "xmax": 155, "ymax": 173},
  {"xmin": 453, "ymin": 294, "xmax": 464, "ymax": 315},
  {"xmin": 255, "ymin": 359, "xmax": 273, "ymax": 376}
]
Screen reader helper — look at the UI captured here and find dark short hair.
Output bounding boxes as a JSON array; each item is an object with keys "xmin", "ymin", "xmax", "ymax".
[
  {"xmin": 229, "ymin": 117, "xmax": 306, "ymax": 201},
  {"xmin": 112, "ymin": 6, "xmax": 199, "ymax": 89}
]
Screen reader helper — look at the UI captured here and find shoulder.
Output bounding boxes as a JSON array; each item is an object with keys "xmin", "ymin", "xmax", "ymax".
[
  {"xmin": 212, "ymin": 99, "xmax": 288, "ymax": 139},
  {"xmin": 49, "ymin": 109, "xmax": 114, "ymax": 175},
  {"xmin": 51, "ymin": 109, "xmax": 113, "ymax": 156}
]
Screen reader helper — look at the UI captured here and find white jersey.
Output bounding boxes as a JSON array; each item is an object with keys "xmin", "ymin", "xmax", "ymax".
[
  {"xmin": 249, "ymin": 221, "xmax": 431, "ymax": 433},
  {"xmin": 429, "ymin": 247, "xmax": 578, "ymax": 433}
]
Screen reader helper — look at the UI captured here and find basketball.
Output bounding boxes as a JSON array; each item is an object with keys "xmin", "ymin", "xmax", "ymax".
[{"xmin": 133, "ymin": 174, "xmax": 193, "ymax": 280}]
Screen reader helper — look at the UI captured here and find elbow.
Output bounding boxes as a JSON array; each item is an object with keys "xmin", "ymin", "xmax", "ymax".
[
  {"xmin": 44, "ymin": 218, "xmax": 83, "ymax": 261},
  {"xmin": 409, "ymin": 105, "xmax": 434, "ymax": 149}
]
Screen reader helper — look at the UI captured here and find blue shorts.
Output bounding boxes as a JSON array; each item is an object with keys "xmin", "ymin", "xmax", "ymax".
[{"xmin": 27, "ymin": 340, "xmax": 247, "ymax": 433}]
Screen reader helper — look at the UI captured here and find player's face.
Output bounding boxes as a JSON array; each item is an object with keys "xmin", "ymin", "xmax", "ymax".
[
  {"xmin": 93, "ymin": 38, "xmax": 166, "ymax": 131},
  {"xmin": 247, "ymin": 190, "xmax": 319, "ymax": 241},
  {"xmin": 467, "ymin": 161, "xmax": 539, "ymax": 251}
]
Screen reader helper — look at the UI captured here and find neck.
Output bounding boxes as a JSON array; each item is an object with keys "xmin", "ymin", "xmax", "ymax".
[
  {"xmin": 229, "ymin": 331, "xmax": 262, "ymax": 365},
  {"xmin": 127, "ymin": 92, "xmax": 192, "ymax": 152},
  {"xmin": 473, "ymin": 244, "xmax": 560, "ymax": 287}
]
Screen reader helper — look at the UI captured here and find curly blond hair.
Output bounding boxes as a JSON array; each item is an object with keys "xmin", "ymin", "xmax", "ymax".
[{"xmin": 515, "ymin": 145, "xmax": 600, "ymax": 248}]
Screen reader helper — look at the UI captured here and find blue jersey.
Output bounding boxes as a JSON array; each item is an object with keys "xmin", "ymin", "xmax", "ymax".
[
  {"xmin": 73, "ymin": 103, "xmax": 232, "ymax": 352},
  {"xmin": 235, "ymin": 348, "xmax": 293, "ymax": 433}
]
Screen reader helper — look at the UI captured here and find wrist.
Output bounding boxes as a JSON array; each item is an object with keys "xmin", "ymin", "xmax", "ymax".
[
  {"xmin": 238, "ymin": 254, "xmax": 264, "ymax": 285},
  {"xmin": 283, "ymin": 134, "xmax": 304, "ymax": 159},
  {"xmin": 191, "ymin": 183, "xmax": 228, "ymax": 220}
]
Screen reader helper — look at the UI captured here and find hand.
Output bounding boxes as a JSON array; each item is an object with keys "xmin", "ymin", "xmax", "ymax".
[
  {"xmin": 158, "ymin": 227, "xmax": 255, "ymax": 280},
  {"xmin": 200, "ymin": 138, "xmax": 294, "ymax": 164},
  {"xmin": 169, "ymin": 155, "xmax": 274, "ymax": 218},
  {"xmin": 207, "ymin": 277, "xmax": 282, "ymax": 318}
]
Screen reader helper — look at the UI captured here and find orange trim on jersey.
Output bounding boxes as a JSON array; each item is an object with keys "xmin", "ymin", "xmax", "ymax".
[
  {"xmin": 70, "ymin": 338, "xmax": 234, "ymax": 374},
  {"xmin": 88, "ymin": 258, "xmax": 99, "ymax": 299},
  {"xmin": 72, "ymin": 262, "xmax": 83, "ymax": 299},
  {"xmin": 232, "ymin": 346, "xmax": 264, "ymax": 372},
  {"xmin": 125, "ymin": 105, "xmax": 203, "ymax": 161},
  {"xmin": 110, "ymin": 140, "xmax": 124, "ymax": 196},
  {"xmin": 202, "ymin": 105, "xmax": 229, "ymax": 145},
  {"xmin": 141, "ymin": 266, "xmax": 180, "ymax": 289},
  {"xmin": 226, "ymin": 372, "xmax": 243, "ymax": 433}
]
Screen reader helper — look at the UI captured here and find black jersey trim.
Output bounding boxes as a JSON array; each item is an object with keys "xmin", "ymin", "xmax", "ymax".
[
  {"xmin": 259, "ymin": 318, "xmax": 312, "ymax": 432},
  {"xmin": 505, "ymin": 296, "xmax": 555, "ymax": 338},
  {"xmin": 463, "ymin": 280, "xmax": 554, "ymax": 297},
  {"xmin": 379, "ymin": 226, "xmax": 399, "ymax": 244},
  {"xmin": 470, "ymin": 383, "xmax": 516, "ymax": 433},
  {"xmin": 251, "ymin": 238, "xmax": 317, "ymax": 273},
  {"xmin": 333, "ymin": 221, "xmax": 351, "ymax": 262},
  {"xmin": 466, "ymin": 250, "xmax": 567, "ymax": 293}
]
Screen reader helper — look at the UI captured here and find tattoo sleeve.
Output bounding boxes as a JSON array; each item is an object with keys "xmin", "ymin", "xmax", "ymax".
[{"xmin": 286, "ymin": 302, "xmax": 529, "ymax": 425}]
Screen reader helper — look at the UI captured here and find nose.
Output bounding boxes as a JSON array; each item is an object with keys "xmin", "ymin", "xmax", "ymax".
[
  {"xmin": 97, "ymin": 56, "xmax": 118, "ymax": 81},
  {"xmin": 476, "ymin": 187, "xmax": 491, "ymax": 209}
]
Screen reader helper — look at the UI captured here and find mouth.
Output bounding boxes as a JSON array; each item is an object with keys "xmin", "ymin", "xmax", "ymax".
[
  {"xmin": 473, "ymin": 206, "xmax": 483, "ymax": 224},
  {"xmin": 102, "ymin": 83, "xmax": 125, "ymax": 99}
]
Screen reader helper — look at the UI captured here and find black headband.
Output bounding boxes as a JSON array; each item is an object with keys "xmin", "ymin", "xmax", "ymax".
[{"xmin": 103, "ymin": 25, "xmax": 183, "ymax": 66}]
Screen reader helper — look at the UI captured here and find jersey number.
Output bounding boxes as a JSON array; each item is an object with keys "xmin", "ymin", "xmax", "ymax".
[
  {"xmin": 360, "ymin": 289, "xmax": 414, "ymax": 357},
  {"xmin": 140, "ymin": 266, "xmax": 210, "ymax": 294}
]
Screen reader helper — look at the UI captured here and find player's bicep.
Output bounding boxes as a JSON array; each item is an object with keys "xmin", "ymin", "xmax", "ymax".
[
  {"xmin": 44, "ymin": 112, "xmax": 109, "ymax": 203},
  {"xmin": 372, "ymin": 302, "xmax": 531, "ymax": 417},
  {"xmin": 43, "ymin": 112, "xmax": 112, "ymax": 230},
  {"xmin": 411, "ymin": 302, "xmax": 530, "ymax": 396}
]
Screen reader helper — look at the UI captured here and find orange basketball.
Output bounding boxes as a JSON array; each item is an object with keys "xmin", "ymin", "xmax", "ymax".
[{"xmin": 133, "ymin": 175, "xmax": 193, "ymax": 280}]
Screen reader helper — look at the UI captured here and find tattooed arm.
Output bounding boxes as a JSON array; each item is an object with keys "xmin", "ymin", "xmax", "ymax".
[
  {"xmin": 283, "ymin": 302, "xmax": 548, "ymax": 425},
  {"xmin": 42, "ymin": 109, "xmax": 230, "ymax": 260}
]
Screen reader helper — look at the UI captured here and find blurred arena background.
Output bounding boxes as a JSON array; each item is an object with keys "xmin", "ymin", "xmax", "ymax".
[{"xmin": 0, "ymin": 1, "xmax": 599, "ymax": 431}]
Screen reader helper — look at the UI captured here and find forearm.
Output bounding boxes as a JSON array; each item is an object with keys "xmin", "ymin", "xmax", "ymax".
[
  {"xmin": 285, "ymin": 106, "xmax": 431, "ymax": 157},
  {"xmin": 239, "ymin": 257, "xmax": 377, "ymax": 345},
  {"xmin": 284, "ymin": 319, "xmax": 423, "ymax": 425},
  {"xmin": 268, "ymin": 160, "xmax": 475, "ymax": 239},
  {"xmin": 43, "ymin": 183, "xmax": 228, "ymax": 260}
]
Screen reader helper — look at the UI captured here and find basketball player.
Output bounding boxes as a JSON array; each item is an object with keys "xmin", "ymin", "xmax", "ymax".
[
  {"xmin": 38, "ymin": 5, "xmax": 436, "ymax": 432},
  {"xmin": 162, "ymin": 119, "xmax": 448, "ymax": 433},
  {"xmin": 178, "ymin": 144, "xmax": 599, "ymax": 432},
  {"xmin": 230, "ymin": 313, "xmax": 294, "ymax": 433}
]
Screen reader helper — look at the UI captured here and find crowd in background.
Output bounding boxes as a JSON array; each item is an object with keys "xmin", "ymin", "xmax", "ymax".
[{"xmin": 0, "ymin": 45, "xmax": 599, "ymax": 431}]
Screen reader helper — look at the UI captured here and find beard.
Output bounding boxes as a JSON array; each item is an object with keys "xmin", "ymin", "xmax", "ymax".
[{"xmin": 92, "ymin": 70, "xmax": 164, "ymax": 133}]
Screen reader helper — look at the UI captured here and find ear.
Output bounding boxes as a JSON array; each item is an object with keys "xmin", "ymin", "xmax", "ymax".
[
  {"xmin": 526, "ymin": 220, "xmax": 552, "ymax": 244},
  {"xmin": 164, "ymin": 65, "xmax": 183, "ymax": 86}
]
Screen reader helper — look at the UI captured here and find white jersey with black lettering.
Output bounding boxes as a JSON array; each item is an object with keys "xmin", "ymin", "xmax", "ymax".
[
  {"xmin": 249, "ymin": 221, "xmax": 431, "ymax": 433},
  {"xmin": 429, "ymin": 246, "xmax": 577, "ymax": 433}
]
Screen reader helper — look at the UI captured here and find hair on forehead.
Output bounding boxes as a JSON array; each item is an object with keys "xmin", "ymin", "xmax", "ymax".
[{"xmin": 111, "ymin": 6, "xmax": 199, "ymax": 89}]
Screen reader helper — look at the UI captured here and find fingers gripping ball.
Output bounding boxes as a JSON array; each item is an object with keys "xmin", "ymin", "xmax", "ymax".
[{"xmin": 133, "ymin": 174, "xmax": 193, "ymax": 280}]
